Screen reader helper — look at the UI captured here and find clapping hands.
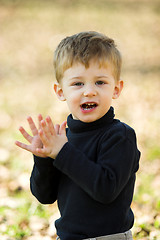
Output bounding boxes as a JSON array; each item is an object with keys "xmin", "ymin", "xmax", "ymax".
[{"xmin": 15, "ymin": 115, "xmax": 67, "ymax": 159}]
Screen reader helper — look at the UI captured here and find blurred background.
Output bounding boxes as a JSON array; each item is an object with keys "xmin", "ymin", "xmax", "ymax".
[{"xmin": 0, "ymin": 0, "xmax": 160, "ymax": 239}]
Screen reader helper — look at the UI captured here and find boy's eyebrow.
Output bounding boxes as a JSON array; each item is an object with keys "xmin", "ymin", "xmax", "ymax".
[
  {"xmin": 96, "ymin": 75, "xmax": 109, "ymax": 79},
  {"xmin": 70, "ymin": 76, "xmax": 83, "ymax": 80},
  {"xmin": 70, "ymin": 75, "xmax": 109, "ymax": 80}
]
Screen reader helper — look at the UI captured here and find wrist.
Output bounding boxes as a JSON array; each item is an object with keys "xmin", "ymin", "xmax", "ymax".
[{"xmin": 51, "ymin": 141, "xmax": 68, "ymax": 159}]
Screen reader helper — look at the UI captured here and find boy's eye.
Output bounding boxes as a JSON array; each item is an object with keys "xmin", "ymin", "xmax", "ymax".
[
  {"xmin": 73, "ymin": 82, "xmax": 84, "ymax": 86},
  {"xmin": 96, "ymin": 81, "xmax": 105, "ymax": 85}
]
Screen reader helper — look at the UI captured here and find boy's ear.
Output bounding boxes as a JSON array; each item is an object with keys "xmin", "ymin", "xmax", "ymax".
[
  {"xmin": 112, "ymin": 80, "xmax": 123, "ymax": 99},
  {"xmin": 54, "ymin": 82, "xmax": 66, "ymax": 101}
]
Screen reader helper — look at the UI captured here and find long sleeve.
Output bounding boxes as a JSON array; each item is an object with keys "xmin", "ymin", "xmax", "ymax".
[
  {"xmin": 30, "ymin": 155, "xmax": 61, "ymax": 204},
  {"xmin": 30, "ymin": 108, "xmax": 140, "ymax": 239},
  {"xmin": 53, "ymin": 124, "xmax": 140, "ymax": 204}
]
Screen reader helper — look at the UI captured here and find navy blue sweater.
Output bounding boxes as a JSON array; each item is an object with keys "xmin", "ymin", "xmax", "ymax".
[{"xmin": 30, "ymin": 107, "xmax": 140, "ymax": 240}]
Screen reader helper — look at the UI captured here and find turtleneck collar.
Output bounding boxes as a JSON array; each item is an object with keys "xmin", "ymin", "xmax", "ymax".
[{"xmin": 67, "ymin": 107, "xmax": 115, "ymax": 133}]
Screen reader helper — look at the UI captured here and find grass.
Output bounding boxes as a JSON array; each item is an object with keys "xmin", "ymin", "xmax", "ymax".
[{"xmin": 0, "ymin": 0, "xmax": 160, "ymax": 239}]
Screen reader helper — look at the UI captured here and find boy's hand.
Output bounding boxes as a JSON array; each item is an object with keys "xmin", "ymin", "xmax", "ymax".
[
  {"xmin": 15, "ymin": 115, "xmax": 47, "ymax": 158},
  {"xmin": 37, "ymin": 116, "xmax": 67, "ymax": 159}
]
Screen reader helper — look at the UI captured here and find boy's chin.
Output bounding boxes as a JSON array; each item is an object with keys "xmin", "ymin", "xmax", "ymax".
[{"xmin": 72, "ymin": 115, "xmax": 102, "ymax": 123}]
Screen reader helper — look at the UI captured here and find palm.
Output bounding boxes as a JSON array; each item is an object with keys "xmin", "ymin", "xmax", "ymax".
[
  {"xmin": 15, "ymin": 115, "xmax": 47, "ymax": 158},
  {"xmin": 30, "ymin": 134, "xmax": 43, "ymax": 154}
]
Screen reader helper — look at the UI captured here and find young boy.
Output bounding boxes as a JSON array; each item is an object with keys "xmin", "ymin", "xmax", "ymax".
[{"xmin": 15, "ymin": 31, "xmax": 140, "ymax": 240}]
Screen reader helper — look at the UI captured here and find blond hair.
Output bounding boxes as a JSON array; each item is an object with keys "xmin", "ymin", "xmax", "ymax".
[{"xmin": 54, "ymin": 31, "xmax": 122, "ymax": 82}]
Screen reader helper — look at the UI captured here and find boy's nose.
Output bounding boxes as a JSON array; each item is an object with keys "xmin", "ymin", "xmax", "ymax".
[{"xmin": 83, "ymin": 86, "xmax": 97, "ymax": 97}]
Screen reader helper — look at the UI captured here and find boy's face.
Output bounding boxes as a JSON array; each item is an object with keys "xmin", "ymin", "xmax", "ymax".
[{"xmin": 54, "ymin": 60, "xmax": 123, "ymax": 123}]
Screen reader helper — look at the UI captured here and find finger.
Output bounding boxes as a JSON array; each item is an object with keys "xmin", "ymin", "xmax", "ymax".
[
  {"xmin": 54, "ymin": 124, "xmax": 60, "ymax": 135},
  {"xmin": 40, "ymin": 120, "xmax": 48, "ymax": 135},
  {"xmin": 27, "ymin": 116, "xmax": 38, "ymax": 136},
  {"xmin": 38, "ymin": 129, "xmax": 50, "ymax": 146},
  {"xmin": 41, "ymin": 119, "xmax": 54, "ymax": 139},
  {"xmin": 15, "ymin": 140, "xmax": 32, "ymax": 152},
  {"xmin": 46, "ymin": 116, "xmax": 56, "ymax": 135},
  {"xmin": 38, "ymin": 114, "xmax": 43, "ymax": 129},
  {"xmin": 59, "ymin": 121, "xmax": 67, "ymax": 135},
  {"xmin": 19, "ymin": 126, "xmax": 33, "ymax": 143}
]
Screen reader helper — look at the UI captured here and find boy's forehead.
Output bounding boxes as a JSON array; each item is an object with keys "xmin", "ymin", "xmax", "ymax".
[{"xmin": 62, "ymin": 60, "xmax": 114, "ymax": 79}]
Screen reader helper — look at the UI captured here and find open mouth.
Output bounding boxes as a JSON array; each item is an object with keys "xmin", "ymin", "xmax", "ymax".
[{"xmin": 81, "ymin": 102, "xmax": 98, "ymax": 111}]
